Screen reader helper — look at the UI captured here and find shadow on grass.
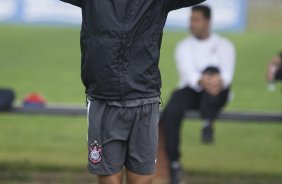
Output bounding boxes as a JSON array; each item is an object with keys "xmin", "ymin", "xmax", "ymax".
[{"xmin": 1, "ymin": 162, "xmax": 282, "ymax": 184}]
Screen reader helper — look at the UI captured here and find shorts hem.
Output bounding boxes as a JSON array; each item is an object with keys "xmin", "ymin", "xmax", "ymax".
[
  {"xmin": 125, "ymin": 165, "xmax": 155, "ymax": 176},
  {"xmin": 87, "ymin": 165, "xmax": 124, "ymax": 176}
]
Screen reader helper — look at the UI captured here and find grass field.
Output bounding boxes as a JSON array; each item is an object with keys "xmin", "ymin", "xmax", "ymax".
[
  {"xmin": 0, "ymin": 25, "xmax": 282, "ymax": 183},
  {"xmin": 0, "ymin": 26, "xmax": 281, "ymax": 110}
]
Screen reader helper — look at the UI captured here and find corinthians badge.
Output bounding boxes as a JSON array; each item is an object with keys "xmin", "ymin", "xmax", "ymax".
[{"xmin": 89, "ymin": 140, "xmax": 102, "ymax": 164}]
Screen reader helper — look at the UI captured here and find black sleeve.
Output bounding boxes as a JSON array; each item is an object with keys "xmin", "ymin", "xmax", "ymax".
[
  {"xmin": 60, "ymin": 0, "xmax": 82, "ymax": 7},
  {"xmin": 168, "ymin": 0, "xmax": 206, "ymax": 11}
]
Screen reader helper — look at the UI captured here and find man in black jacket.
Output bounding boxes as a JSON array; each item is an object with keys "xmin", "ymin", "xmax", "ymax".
[{"xmin": 60, "ymin": 0, "xmax": 205, "ymax": 184}]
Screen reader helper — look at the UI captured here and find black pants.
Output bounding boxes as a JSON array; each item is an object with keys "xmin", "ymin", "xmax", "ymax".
[
  {"xmin": 275, "ymin": 68, "xmax": 282, "ymax": 81},
  {"xmin": 161, "ymin": 86, "xmax": 229, "ymax": 162}
]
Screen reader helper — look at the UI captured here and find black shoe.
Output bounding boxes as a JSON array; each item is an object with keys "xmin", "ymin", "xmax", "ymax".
[
  {"xmin": 201, "ymin": 126, "xmax": 214, "ymax": 144},
  {"xmin": 170, "ymin": 162, "xmax": 184, "ymax": 184}
]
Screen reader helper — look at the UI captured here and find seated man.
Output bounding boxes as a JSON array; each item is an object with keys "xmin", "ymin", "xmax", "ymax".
[{"xmin": 160, "ymin": 5, "xmax": 236, "ymax": 184}]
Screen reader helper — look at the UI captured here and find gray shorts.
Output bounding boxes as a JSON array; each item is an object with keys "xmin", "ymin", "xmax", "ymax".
[{"xmin": 87, "ymin": 97, "xmax": 160, "ymax": 176}]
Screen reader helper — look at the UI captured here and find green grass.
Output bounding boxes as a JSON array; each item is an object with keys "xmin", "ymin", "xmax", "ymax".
[
  {"xmin": 0, "ymin": 25, "xmax": 281, "ymax": 110},
  {"xmin": 0, "ymin": 115, "xmax": 281, "ymax": 183},
  {"xmin": 0, "ymin": 115, "xmax": 86, "ymax": 170},
  {"xmin": 0, "ymin": 25, "xmax": 84, "ymax": 103},
  {"xmin": 181, "ymin": 121, "xmax": 282, "ymax": 177},
  {"xmin": 0, "ymin": 25, "xmax": 282, "ymax": 183}
]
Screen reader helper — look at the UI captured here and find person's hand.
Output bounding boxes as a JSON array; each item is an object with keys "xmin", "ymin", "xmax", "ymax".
[
  {"xmin": 198, "ymin": 73, "xmax": 210, "ymax": 86},
  {"xmin": 199, "ymin": 73, "xmax": 223, "ymax": 96}
]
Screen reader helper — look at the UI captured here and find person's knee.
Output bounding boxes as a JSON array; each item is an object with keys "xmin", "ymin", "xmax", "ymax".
[
  {"xmin": 134, "ymin": 176, "xmax": 154, "ymax": 184},
  {"xmin": 126, "ymin": 170, "xmax": 154, "ymax": 184},
  {"xmin": 202, "ymin": 91, "xmax": 226, "ymax": 106},
  {"xmin": 97, "ymin": 171, "xmax": 123, "ymax": 184}
]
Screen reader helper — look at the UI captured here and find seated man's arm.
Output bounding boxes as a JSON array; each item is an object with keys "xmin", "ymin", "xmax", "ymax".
[
  {"xmin": 218, "ymin": 40, "xmax": 236, "ymax": 89},
  {"xmin": 60, "ymin": 0, "xmax": 82, "ymax": 7},
  {"xmin": 168, "ymin": 0, "xmax": 206, "ymax": 11},
  {"xmin": 175, "ymin": 42, "xmax": 202, "ymax": 90}
]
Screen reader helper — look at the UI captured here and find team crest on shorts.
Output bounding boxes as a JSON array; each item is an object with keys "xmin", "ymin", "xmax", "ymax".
[{"xmin": 89, "ymin": 140, "xmax": 102, "ymax": 164}]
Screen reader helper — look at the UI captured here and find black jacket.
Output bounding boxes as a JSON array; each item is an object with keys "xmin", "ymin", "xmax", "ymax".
[{"xmin": 61, "ymin": 0, "xmax": 206, "ymax": 100}]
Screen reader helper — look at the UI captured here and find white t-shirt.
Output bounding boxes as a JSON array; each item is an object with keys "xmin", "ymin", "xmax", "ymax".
[{"xmin": 175, "ymin": 33, "xmax": 236, "ymax": 91}]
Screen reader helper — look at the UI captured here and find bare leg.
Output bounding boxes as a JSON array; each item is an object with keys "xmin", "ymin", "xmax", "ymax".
[
  {"xmin": 97, "ymin": 170, "xmax": 123, "ymax": 184},
  {"xmin": 126, "ymin": 170, "xmax": 154, "ymax": 184}
]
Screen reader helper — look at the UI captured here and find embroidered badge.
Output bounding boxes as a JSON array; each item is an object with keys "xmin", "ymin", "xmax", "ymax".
[{"xmin": 89, "ymin": 140, "xmax": 102, "ymax": 164}]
